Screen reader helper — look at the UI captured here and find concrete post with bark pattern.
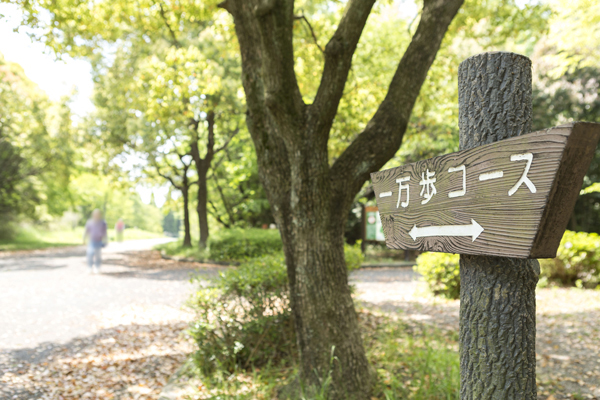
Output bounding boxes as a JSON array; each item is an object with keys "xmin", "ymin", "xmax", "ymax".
[{"xmin": 458, "ymin": 52, "xmax": 540, "ymax": 399}]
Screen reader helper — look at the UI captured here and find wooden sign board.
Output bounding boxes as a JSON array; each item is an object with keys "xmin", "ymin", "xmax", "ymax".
[{"xmin": 371, "ymin": 122, "xmax": 600, "ymax": 258}]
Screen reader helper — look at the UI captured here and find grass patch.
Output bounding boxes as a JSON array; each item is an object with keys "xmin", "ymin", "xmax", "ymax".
[
  {"xmin": 0, "ymin": 225, "xmax": 164, "ymax": 251},
  {"xmin": 366, "ymin": 313, "xmax": 459, "ymax": 399},
  {"xmin": 182, "ymin": 310, "xmax": 459, "ymax": 399},
  {"xmin": 155, "ymin": 240, "xmax": 210, "ymax": 260},
  {"xmin": 156, "ymin": 228, "xmax": 283, "ymax": 262}
]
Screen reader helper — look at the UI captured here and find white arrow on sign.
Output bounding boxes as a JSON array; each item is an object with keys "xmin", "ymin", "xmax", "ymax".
[{"xmin": 408, "ymin": 219, "xmax": 484, "ymax": 242}]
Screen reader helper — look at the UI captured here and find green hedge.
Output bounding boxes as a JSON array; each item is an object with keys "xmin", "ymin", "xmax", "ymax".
[
  {"xmin": 188, "ymin": 254, "xmax": 294, "ymax": 375},
  {"xmin": 539, "ymin": 230, "xmax": 600, "ymax": 288},
  {"xmin": 415, "ymin": 230, "xmax": 600, "ymax": 297},
  {"xmin": 414, "ymin": 252, "xmax": 460, "ymax": 299},
  {"xmin": 158, "ymin": 229, "xmax": 366, "ymax": 268},
  {"xmin": 187, "ymin": 243, "xmax": 365, "ymax": 375},
  {"xmin": 208, "ymin": 228, "xmax": 283, "ymax": 261}
]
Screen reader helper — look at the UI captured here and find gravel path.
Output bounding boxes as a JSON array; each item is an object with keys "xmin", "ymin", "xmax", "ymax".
[
  {"xmin": 0, "ymin": 239, "xmax": 202, "ymax": 350},
  {"xmin": 2, "ymin": 248, "xmax": 599, "ymax": 400},
  {"xmin": 351, "ymin": 268, "xmax": 600, "ymax": 400},
  {"xmin": 0, "ymin": 240, "xmax": 226, "ymax": 399}
]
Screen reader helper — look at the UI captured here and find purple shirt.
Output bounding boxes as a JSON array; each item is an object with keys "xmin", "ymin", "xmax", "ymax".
[{"xmin": 86, "ymin": 219, "xmax": 107, "ymax": 243}]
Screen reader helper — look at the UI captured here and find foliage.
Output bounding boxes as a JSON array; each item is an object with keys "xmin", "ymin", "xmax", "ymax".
[
  {"xmin": 539, "ymin": 230, "xmax": 600, "ymax": 288},
  {"xmin": 367, "ymin": 316, "xmax": 460, "ymax": 400},
  {"xmin": 0, "ymin": 53, "xmax": 78, "ymax": 228},
  {"xmin": 159, "ymin": 228, "xmax": 365, "ymax": 267},
  {"xmin": 415, "ymin": 252, "xmax": 461, "ymax": 300},
  {"xmin": 156, "ymin": 228, "xmax": 283, "ymax": 262},
  {"xmin": 187, "ymin": 254, "xmax": 295, "ymax": 375},
  {"xmin": 208, "ymin": 229, "xmax": 283, "ymax": 262},
  {"xmin": 532, "ymin": 65, "xmax": 600, "ymax": 234},
  {"xmin": 344, "ymin": 242, "xmax": 365, "ymax": 272},
  {"xmin": 186, "ymin": 240, "xmax": 365, "ymax": 377},
  {"xmin": 539, "ymin": 0, "xmax": 600, "ymax": 77},
  {"xmin": 70, "ymin": 173, "xmax": 163, "ymax": 233},
  {"xmin": 0, "ymin": 225, "xmax": 162, "ymax": 251},
  {"xmin": 184, "ymin": 308, "xmax": 460, "ymax": 399},
  {"xmin": 162, "ymin": 211, "xmax": 180, "ymax": 236},
  {"xmin": 413, "ymin": 231, "xmax": 600, "ymax": 294}
]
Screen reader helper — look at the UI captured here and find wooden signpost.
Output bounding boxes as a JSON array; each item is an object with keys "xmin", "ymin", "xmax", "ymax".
[
  {"xmin": 371, "ymin": 122, "xmax": 600, "ymax": 259},
  {"xmin": 371, "ymin": 51, "xmax": 600, "ymax": 400}
]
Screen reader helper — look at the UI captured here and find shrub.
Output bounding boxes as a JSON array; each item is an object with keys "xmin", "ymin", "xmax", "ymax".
[
  {"xmin": 188, "ymin": 254, "xmax": 295, "ymax": 375},
  {"xmin": 539, "ymin": 230, "xmax": 600, "ymax": 288},
  {"xmin": 208, "ymin": 228, "xmax": 282, "ymax": 261},
  {"xmin": 344, "ymin": 242, "xmax": 365, "ymax": 272},
  {"xmin": 415, "ymin": 252, "xmax": 460, "ymax": 299},
  {"xmin": 187, "ymin": 243, "xmax": 366, "ymax": 376}
]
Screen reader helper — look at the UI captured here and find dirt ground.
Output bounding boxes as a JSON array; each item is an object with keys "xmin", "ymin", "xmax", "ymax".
[
  {"xmin": 1, "ymin": 250, "xmax": 599, "ymax": 399},
  {"xmin": 0, "ymin": 247, "xmax": 221, "ymax": 399},
  {"xmin": 352, "ymin": 267, "xmax": 600, "ymax": 400}
]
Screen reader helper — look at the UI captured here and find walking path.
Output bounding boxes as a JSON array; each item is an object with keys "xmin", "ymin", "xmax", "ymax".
[
  {"xmin": 0, "ymin": 239, "xmax": 198, "ymax": 350},
  {"xmin": 1, "ymin": 245, "xmax": 599, "ymax": 399},
  {"xmin": 0, "ymin": 240, "xmax": 226, "ymax": 399}
]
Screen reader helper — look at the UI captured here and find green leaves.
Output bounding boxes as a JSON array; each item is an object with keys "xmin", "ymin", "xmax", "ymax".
[
  {"xmin": 415, "ymin": 252, "xmax": 461, "ymax": 299},
  {"xmin": 137, "ymin": 45, "xmax": 224, "ymax": 125},
  {"xmin": 0, "ymin": 54, "xmax": 78, "ymax": 222},
  {"xmin": 541, "ymin": 0, "xmax": 600, "ymax": 77},
  {"xmin": 540, "ymin": 230, "xmax": 600, "ymax": 288}
]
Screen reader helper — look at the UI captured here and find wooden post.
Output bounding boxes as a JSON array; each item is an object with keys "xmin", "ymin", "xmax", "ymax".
[{"xmin": 458, "ymin": 52, "xmax": 539, "ymax": 399}]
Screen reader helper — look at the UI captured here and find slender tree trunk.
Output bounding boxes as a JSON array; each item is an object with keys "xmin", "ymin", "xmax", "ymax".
[
  {"xmin": 189, "ymin": 111, "xmax": 215, "ymax": 250},
  {"xmin": 196, "ymin": 169, "xmax": 209, "ymax": 249},
  {"xmin": 458, "ymin": 52, "xmax": 539, "ymax": 400},
  {"xmin": 182, "ymin": 189, "xmax": 192, "ymax": 248}
]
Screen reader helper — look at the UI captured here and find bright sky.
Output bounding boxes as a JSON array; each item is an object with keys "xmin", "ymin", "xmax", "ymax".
[
  {"xmin": 0, "ymin": 4, "xmax": 172, "ymax": 206},
  {"xmin": 0, "ymin": 4, "xmax": 94, "ymax": 116}
]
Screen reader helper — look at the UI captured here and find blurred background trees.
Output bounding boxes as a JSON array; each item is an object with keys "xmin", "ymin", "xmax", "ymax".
[{"xmin": 1, "ymin": 0, "xmax": 599, "ymax": 247}]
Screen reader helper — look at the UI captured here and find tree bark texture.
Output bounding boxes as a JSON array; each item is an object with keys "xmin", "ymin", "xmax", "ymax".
[
  {"xmin": 458, "ymin": 52, "xmax": 540, "ymax": 400},
  {"xmin": 220, "ymin": 1, "xmax": 464, "ymax": 398}
]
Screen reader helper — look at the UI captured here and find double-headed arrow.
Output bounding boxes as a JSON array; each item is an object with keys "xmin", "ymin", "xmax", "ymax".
[{"xmin": 409, "ymin": 219, "xmax": 484, "ymax": 242}]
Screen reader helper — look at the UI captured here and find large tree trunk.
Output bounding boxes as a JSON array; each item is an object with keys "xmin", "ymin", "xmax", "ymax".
[
  {"xmin": 272, "ymin": 134, "xmax": 372, "ymax": 397},
  {"xmin": 458, "ymin": 52, "xmax": 539, "ymax": 399},
  {"xmin": 220, "ymin": 1, "xmax": 464, "ymax": 397},
  {"xmin": 280, "ymin": 219, "xmax": 372, "ymax": 399}
]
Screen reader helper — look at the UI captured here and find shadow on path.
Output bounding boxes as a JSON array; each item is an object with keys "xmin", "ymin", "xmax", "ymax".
[
  {"xmin": 100, "ymin": 267, "xmax": 219, "ymax": 281},
  {"xmin": 0, "ymin": 262, "xmax": 67, "ymax": 272}
]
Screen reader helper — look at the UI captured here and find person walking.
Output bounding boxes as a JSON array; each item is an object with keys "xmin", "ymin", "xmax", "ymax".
[
  {"xmin": 83, "ymin": 209, "xmax": 108, "ymax": 274},
  {"xmin": 115, "ymin": 218, "xmax": 125, "ymax": 242}
]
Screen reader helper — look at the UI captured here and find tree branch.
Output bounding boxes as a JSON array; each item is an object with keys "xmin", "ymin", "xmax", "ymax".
[
  {"xmin": 294, "ymin": 14, "xmax": 324, "ymax": 53},
  {"xmin": 223, "ymin": 1, "xmax": 299, "ymax": 286},
  {"xmin": 205, "ymin": 110, "xmax": 215, "ymax": 161},
  {"xmin": 157, "ymin": 0, "xmax": 181, "ymax": 48},
  {"xmin": 244, "ymin": 0, "xmax": 304, "ymax": 134},
  {"xmin": 156, "ymin": 167, "xmax": 182, "ymax": 191},
  {"xmin": 329, "ymin": 0, "xmax": 465, "ymax": 212},
  {"xmin": 213, "ymin": 174, "xmax": 238, "ymax": 226},
  {"xmin": 208, "ymin": 198, "xmax": 231, "ymax": 228},
  {"xmin": 215, "ymin": 127, "xmax": 239, "ymax": 153},
  {"xmin": 309, "ymin": 0, "xmax": 377, "ymax": 144}
]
